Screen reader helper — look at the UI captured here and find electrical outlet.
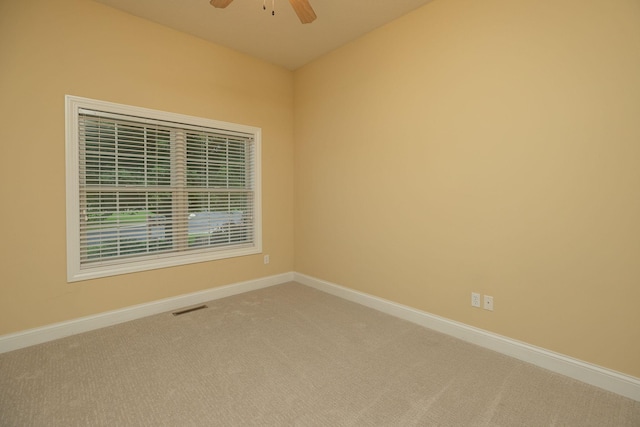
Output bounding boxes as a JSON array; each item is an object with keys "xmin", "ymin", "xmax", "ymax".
[
  {"xmin": 263, "ymin": 254, "xmax": 270, "ymax": 264},
  {"xmin": 484, "ymin": 295, "xmax": 494, "ymax": 311},
  {"xmin": 471, "ymin": 292, "xmax": 481, "ymax": 308}
]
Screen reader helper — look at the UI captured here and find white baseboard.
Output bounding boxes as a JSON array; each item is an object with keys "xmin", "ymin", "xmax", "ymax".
[
  {"xmin": 294, "ymin": 272, "xmax": 640, "ymax": 402},
  {"xmin": 2, "ymin": 271, "xmax": 638, "ymax": 402},
  {"xmin": 0, "ymin": 272, "xmax": 294, "ymax": 354}
]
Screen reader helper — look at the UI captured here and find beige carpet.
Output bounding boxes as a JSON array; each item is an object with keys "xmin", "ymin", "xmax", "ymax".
[{"xmin": 1, "ymin": 282, "xmax": 638, "ymax": 426}]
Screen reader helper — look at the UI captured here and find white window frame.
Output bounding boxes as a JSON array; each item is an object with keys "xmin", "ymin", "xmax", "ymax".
[{"xmin": 65, "ymin": 95, "xmax": 262, "ymax": 282}]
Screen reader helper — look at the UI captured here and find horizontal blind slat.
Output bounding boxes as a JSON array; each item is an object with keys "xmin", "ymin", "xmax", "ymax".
[{"xmin": 80, "ymin": 109, "xmax": 254, "ymax": 140}]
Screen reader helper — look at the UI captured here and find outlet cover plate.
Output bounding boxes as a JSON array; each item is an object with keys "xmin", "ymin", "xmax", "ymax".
[{"xmin": 471, "ymin": 292, "xmax": 481, "ymax": 308}]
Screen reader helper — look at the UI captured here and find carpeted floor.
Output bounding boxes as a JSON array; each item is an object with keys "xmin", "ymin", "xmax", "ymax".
[{"xmin": 1, "ymin": 282, "xmax": 639, "ymax": 426}]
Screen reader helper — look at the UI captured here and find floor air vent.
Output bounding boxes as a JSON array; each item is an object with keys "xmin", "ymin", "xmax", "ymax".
[{"xmin": 172, "ymin": 304, "xmax": 208, "ymax": 316}]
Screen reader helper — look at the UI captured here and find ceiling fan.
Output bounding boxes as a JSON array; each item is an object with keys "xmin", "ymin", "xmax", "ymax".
[{"xmin": 210, "ymin": 0, "xmax": 317, "ymax": 24}]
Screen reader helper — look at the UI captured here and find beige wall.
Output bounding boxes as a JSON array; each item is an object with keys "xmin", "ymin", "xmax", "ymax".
[
  {"xmin": 294, "ymin": 0, "xmax": 640, "ymax": 377},
  {"xmin": 1, "ymin": 0, "xmax": 639, "ymax": 380},
  {"xmin": 0, "ymin": 0, "xmax": 294, "ymax": 333}
]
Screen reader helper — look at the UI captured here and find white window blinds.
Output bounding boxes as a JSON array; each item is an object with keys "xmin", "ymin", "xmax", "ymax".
[{"xmin": 66, "ymin": 96, "xmax": 261, "ymax": 281}]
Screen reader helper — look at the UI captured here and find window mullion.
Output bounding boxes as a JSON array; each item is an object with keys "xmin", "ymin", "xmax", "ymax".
[
  {"xmin": 172, "ymin": 130, "xmax": 188, "ymax": 251},
  {"xmin": 114, "ymin": 123, "xmax": 122, "ymax": 258}
]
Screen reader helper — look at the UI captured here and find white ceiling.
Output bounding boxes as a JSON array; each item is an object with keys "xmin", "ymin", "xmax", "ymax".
[{"xmin": 94, "ymin": 0, "xmax": 435, "ymax": 70}]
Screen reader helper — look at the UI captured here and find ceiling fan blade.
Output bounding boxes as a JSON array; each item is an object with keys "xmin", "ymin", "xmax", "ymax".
[
  {"xmin": 288, "ymin": 0, "xmax": 317, "ymax": 24},
  {"xmin": 210, "ymin": 0, "xmax": 234, "ymax": 8}
]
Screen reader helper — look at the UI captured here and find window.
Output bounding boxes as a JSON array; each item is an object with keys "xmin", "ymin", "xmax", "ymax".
[{"xmin": 65, "ymin": 96, "xmax": 261, "ymax": 282}]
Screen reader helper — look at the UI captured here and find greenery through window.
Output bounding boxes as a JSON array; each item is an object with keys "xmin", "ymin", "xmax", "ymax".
[{"xmin": 66, "ymin": 96, "xmax": 261, "ymax": 281}]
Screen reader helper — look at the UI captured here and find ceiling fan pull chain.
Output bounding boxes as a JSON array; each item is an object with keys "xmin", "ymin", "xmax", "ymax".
[{"xmin": 263, "ymin": 0, "xmax": 274, "ymax": 16}]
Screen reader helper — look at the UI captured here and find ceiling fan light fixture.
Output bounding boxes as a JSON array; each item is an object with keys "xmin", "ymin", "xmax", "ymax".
[{"xmin": 210, "ymin": 0, "xmax": 316, "ymax": 24}]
